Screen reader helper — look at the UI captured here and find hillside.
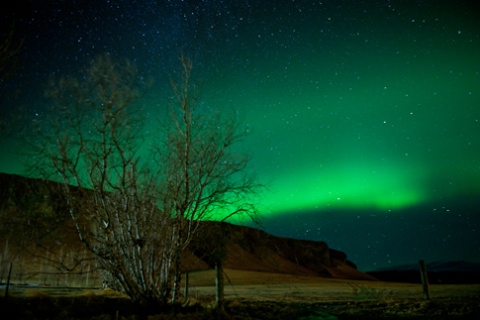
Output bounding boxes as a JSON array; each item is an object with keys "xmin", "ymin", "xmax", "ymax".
[{"xmin": 0, "ymin": 173, "xmax": 374, "ymax": 285}]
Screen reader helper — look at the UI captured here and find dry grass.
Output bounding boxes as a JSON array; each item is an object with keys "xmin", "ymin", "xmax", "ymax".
[
  {"xmin": 184, "ymin": 268, "xmax": 480, "ymax": 302},
  {"xmin": 23, "ymin": 289, "xmax": 52, "ymax": 298},
  {"xmin": 2, "ymin": 269, "xmax": 480, "ymax": 319}
]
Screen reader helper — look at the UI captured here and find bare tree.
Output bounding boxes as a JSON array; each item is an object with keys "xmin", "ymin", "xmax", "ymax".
[
  {"xmin": 26, "ymin": 54, "xmax": 175, "ymax": 304},
  {"xmin": 27, "ymin": 52, "xmax": 260, "ymax": 307},
  {"xmin": 160, "ymin": 54, "xmax": 260, "ymax": 305}
]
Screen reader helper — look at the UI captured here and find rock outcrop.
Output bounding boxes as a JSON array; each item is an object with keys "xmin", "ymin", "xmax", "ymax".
[
  {"xmin": 185, "ymin": 221, "xmax": 375, "ymax": 280},
  {"xmin": 0, "ymin": 173, "xmax": 375, "ymax": 283}
]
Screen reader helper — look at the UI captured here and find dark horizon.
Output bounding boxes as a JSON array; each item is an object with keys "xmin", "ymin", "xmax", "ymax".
[{"xmin": 256, "ymin": 195, "xmax": 480, "ymax": 271}]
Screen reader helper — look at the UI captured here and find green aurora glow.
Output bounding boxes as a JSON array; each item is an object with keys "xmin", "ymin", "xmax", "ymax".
[
  {"xmin": 1, "ymin": 1, "xmax": 479, "ymax": 216},
  {"xmin": 1, "ymin": 0, "xmax": 480, "ymax": 270},
  {"xmin": 197, "ymin": 27, "xmax": 480, "ymax": 215}
]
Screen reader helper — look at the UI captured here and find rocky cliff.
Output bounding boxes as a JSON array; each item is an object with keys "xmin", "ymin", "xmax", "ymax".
[{"xmin": 0, "ymin": 173, "xmax": 374, "ymax": 284}]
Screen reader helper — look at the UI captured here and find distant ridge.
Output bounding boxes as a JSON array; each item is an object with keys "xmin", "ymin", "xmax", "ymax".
[
  {"xmin": 367, "ymin": 261, "xmax": 480, "ymax": 284},
  {"xmin": 371, "ymin": 261, "xmax": 480, "ymax": 273}
]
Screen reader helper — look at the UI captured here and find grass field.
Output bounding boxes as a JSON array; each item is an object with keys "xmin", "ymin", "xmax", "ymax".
[{"xmin": 2, "ymin": 269, "xmax": 480, "ymax": 319}]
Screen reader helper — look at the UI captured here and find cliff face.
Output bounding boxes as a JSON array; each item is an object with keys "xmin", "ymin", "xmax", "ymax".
[
  {"xmin": 185, "ymin": 221, "xmax": 375, "ymax": 281},
  {"xmin": 0, "ymin": 173, "xmax": 375, "ymax": 283}
]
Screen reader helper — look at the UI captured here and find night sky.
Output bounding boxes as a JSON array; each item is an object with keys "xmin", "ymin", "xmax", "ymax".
[{"xmin": 1, "ymin": 0, "xmax": 479, "ymax": 271}]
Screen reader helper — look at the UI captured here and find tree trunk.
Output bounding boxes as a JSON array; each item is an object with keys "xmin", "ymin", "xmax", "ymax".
[{"xmin": 171, "ymin": 259, "xmax": 182, "ymax": 306}]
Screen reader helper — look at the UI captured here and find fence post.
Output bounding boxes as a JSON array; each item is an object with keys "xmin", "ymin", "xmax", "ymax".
[
  {"xmin": 215, "ymin": 260, "xmax": 224, "ymax": 312},
  {"xmin": 419, "ymin": 260, "xmax": 430, "ymax": 300},
  {"xmin": 184, "ymin": 272, "xmax": 189, "ymax": 299},
  {"xmin": 5, "ymin": 263, "xmax": 12, "ymax": 301}
]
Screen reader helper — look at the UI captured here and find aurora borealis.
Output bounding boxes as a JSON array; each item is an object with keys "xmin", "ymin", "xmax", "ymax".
[{"xmin": 1, "ymin": 0, "xmax": 479, "ymax": 270}]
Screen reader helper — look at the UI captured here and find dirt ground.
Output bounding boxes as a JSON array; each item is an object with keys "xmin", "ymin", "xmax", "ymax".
[{"xmin": 3, "ymin": 269, "xmax": 480, "ymax": 319}]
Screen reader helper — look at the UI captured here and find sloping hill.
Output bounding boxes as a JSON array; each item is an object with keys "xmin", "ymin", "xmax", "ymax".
[{"xmin": 0, "ymin": 173, "xmax": 374, "ymax": 284}]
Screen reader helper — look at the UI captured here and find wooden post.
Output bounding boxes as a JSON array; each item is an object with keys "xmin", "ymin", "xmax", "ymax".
[
  {"xmin": 419, "ymin": 260, "xmax": 430, "ymax": 300},
  {"xmin": 184, "ymin": 272, "xmax": 189, "ymax": 299},
  {"xmin": 215, "ymin": 260, "xmax": 224, "ymax": 311},
  {"xmin": 5, "ymin": 263, "xmax": 12, "ymax": 301}
]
